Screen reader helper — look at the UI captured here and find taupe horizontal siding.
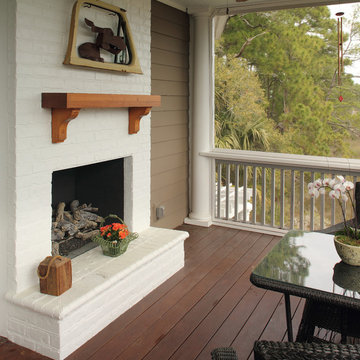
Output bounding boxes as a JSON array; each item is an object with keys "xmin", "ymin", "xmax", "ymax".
[
  {"xmin": 152, "ymin": 180, "xmax": 188, "ymax": 205},
  {"xmin": 150, "ymin": 193, "xmax": 188, "ymax": 227},
  {"xmin": 151, "ymin": 0, "xmax": 189, "ymax": 229},
  {"xmin": 152, "ymin": 124, "xmax": 188, "ymax": 143},
  {"xmin": 151, "ymin": 96, "xmax": 188, "ymax": 112},
  {"xmin": 151, "ymin": 16, "xmax": 189, "ymax": 41},
  {"xmin": 151, "ymin": 32, "xmax": 188, "ymax": 55},
  {"xmin": 151, "ymin": 165, "xmax": 188, "ymax": 192},
  {"xmin": 151, "ymin": 49, "xmax": 189, "ymax": 68},
  {"xmin": 151, "ymin": 80, "xmax": 189, "ymax": 96},
  {"xmin": 152, "ymin": 1, "xmax": 189, "ymax": 26},
  {"xmin": 151, "ymin": 110, "xmax": 188, "ymax": 127},
  {"xmin": 152, "ymin": 138, "xmax": 188, "ymax": 158},
  {"xmin": 152, "ymin": 152, "xmax": 188, "ymax": 175},
  {"xmin": 152, "ymin": 64, "xmax": 189, "ymax": 82}
]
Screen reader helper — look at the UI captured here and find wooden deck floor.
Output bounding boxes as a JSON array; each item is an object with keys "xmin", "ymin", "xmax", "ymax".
[{"xmin": 1, "ymin": 225, "xmax": 306, "ymax": 360}]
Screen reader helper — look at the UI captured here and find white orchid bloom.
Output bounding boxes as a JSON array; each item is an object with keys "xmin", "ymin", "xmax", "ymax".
[
  {"xmin": 329, "ymin": 189, "xmax": 340, "ymax": 199},
  {"xmin": 308, "ymin": 182, "xmax": 314, "ymax": 190},
  {"xmin": 336, "ymin": 175, "xmax": 345, "ymax": 184},
  {"xmin": 343, "ymin": 181, "xmax": 354, "ymax": 191},
  {"xmin": 314, "ymin": 179, "xmax": 322, "ymax": 188},
  {"xmin": 334, "ymin": 183, "xmax": 346, "ymax": 193},
  {"xmin": 319, "ymin": 187, "xmax": 326, "ymax": 195},
  {"xmin": 329, "ymin": 178, "xmax": 337, "ymax": 188},
  {"xmin": 323, "ymin": 178, "xmax": 331, "ymax": 186},
  {"xmin": 309, "ymin": 188, "xmax": 320, "ymax": 198}
]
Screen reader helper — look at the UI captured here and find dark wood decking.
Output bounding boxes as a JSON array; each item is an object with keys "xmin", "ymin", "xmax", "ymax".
[{"xmin": 1, "ymin": 225, "xmax": 306, "ymax": 360}]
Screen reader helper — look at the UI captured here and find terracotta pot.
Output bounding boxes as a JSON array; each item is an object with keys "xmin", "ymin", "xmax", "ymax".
[{"xmin": 334, "ymin": 236, "xmax": 360, "ymax": 266}]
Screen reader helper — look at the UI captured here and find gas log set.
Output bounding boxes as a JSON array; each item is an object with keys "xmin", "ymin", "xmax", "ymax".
[{"xmin": 52, "ymin": 200, "xmax": 103, "ymax": 256}]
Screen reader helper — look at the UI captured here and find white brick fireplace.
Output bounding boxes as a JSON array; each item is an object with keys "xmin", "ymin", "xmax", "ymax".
[{"xmin": 0, "ymin": 0, "xmax": 187, "ymax": 359}]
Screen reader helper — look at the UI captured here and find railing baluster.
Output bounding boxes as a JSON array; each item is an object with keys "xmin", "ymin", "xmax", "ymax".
[
  {"xmin": 271, "ymin": 168, "xmax": 275, "ymax": 227},
  {"xmin": 300, "ymin": 171, "xmax": 304, "ymax": 230},
  {"xmin": 290, "ymin": 170, "xmax": 295, "ymax": 230},
  {"xmin": 243, "ymin": 165, "xmax": 248, "ymax": 222},
  {"xmin": 331, "ymin": 173, "xmax": 335, "ymax": 226},
  {"xmin": 310, "ymin": 172, "xmax": 315, "ymax": 231},
  {"xmin": 320, "ymin": 172, "xmax": 325, "ymax": 230},
  {"xmin": 262, "ymin": 167, "xmax": 266, "ymax": 225},
  {"xmin": 353, "ymin": 176, "xmax": 357, "ymax": 221},
  {"xmin": 252, "ymin": 166, "xmax": 257, "ymax": 224},
  {"xmin": 217, "ymin": 162, "xmax": 221, "ymax": 219},
  {"xmin": 235, "ymin": 164, "xmax": 239, "ymax": 221},
  {"xmin": 280, "ymin": 169, "xmax": 285, "ymax": 229},
  {"xmin": 226, "ymin": 163, "xmax": 230, "ymax": 220}
]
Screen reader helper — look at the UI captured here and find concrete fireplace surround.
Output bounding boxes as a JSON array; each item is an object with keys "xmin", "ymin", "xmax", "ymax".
[{"xmin": 0, "ymin": 0, "xmax": 188, "ymax": 359}]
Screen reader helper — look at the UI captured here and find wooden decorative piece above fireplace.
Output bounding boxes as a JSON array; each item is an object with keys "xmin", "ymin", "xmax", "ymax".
[
  {"xmin": 63, "ymin": 0, "xmax": 142, "ymax": 74},
  {"xmin": 42, "ymin": 93, "xmax": 161, "ymax": 143}
]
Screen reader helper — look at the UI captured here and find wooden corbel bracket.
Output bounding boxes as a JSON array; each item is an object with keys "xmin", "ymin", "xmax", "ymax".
[
  {"xmin": 129, "ymin": 107, "xmax": 152, "ymax": 134},
  {"xmin": 52, "ymin": 108, "xmax": 80, "ymax": 143},
  {"xmin": 41, "ymin": 93, "xmax": 161, "ymax": 143}
]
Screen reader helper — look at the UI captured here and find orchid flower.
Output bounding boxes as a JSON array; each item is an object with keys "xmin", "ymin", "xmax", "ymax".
[
  {"xmin": 344, "ymin": 181, "xmax": 354, "ymax": 191},
  {"xmin": 329, "ymin": 189, "xmax": 340, "ymax": 199},
  {"xmin": 308, "ymin": 177, "xmax": 357, "ymax": 239},
  {"xmin": 314, "ymin": 179, "xmax": 322, "ymax": 188},
  {"xmin": 309, "ymin": 188, "xmax": 320, "ymax": 198}
]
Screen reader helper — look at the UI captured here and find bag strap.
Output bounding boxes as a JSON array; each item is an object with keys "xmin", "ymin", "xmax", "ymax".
[{"xmin": 37, "ymin": 256, "xmax": 63, "ymax": 280}]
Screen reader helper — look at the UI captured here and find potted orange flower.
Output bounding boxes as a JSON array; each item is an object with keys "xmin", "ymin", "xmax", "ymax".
[{"xmin": 92, "ymin": 214, "xmax": 138, "ymax": 257}]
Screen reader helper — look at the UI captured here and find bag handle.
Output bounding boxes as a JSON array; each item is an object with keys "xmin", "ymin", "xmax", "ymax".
[
  {"xmin": 100, "ymin": 214, "xmax": 125, "ymax": 228},
  {"xmin": 37, "ymin": 256, "xmax": 63, "ymax": 280}
]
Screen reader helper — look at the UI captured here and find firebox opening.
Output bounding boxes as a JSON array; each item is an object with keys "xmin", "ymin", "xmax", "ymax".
[{"xmin": 52, "ymin": 158, "xmax": 124, "ymax": 257}]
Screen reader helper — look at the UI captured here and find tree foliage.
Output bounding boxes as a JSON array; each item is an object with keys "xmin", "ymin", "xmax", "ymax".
[
  {"xmin": 215, "ymin": 54, "xmax": 277, "ymax": 150},
  {"xmin": 216, "ymin": 5, "xmax": 360, "ymax": 158}
]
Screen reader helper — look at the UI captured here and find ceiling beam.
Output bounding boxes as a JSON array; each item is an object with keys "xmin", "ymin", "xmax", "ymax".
[{"xmin": 157, "ymin": 0, "xmax": 360, "ymax": 15}]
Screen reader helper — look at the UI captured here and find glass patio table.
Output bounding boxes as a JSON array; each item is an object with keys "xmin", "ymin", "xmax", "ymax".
[{"xmin": 250, "ymin": 230, "xmax": 360, "ymax": 342}]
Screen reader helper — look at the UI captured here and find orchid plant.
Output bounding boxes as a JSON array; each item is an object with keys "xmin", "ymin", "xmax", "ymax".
[{"xmin": 308, "ymin": 176, "xmax": 359, "ymax": 241}]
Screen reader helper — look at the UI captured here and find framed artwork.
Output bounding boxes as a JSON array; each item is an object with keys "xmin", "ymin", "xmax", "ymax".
[{"xmin": 64, "ymin": 0, "xmax": 142, "ymax": 74}]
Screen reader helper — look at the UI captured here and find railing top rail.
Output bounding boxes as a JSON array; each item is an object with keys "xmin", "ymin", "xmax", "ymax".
[{"xmin": 201, "ymin": 149, "xmax": 360, "ymax": 175}]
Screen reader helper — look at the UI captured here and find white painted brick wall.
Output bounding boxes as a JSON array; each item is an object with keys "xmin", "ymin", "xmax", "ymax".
[{"xmin": 11, "ymin": 0, "xmax": 152, "ymax": 294}]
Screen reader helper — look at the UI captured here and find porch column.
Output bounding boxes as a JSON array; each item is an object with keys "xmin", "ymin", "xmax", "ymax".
[{"xmin": 186, "ymin": 13, "xmax": 213, "ymax": 227}]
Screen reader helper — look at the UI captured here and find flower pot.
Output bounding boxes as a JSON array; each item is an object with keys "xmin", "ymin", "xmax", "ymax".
[
  {"xmin": 99, "ymin": 237, "xmax": 132, "ymax": 257},
  {"xmin": 333, "ymin": 261, "xmax": 360, "ymax": 292},
  {"xmin": 91, "ymin": 214, "xmax": 138, "ymax": 257},
  {"xmin": 334, "ymin": 236, "xmax": 360, "ymax": 266}
]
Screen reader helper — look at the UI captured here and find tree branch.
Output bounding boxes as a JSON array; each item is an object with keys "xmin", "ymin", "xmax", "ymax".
[
  {"xmin": 235, "ymin": 31, "xmax": 268, "ymax": 58},
  {"xmin": 240, "ymin": 16, "xmax": 265, "ymax": 30}
]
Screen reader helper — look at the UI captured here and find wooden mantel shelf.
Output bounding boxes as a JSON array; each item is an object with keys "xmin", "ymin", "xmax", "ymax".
[{"xmin": 41, "ymin": 93, "xmax": 161, "ymax": 143}]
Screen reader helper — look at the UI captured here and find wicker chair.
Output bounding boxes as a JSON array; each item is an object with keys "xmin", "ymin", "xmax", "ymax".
[
  {"xmin": 296, "ymin": 299, "xmax": 360, "ymax": 343},
  {"xmin": 253, "ymin": 340, "xmax": 360, "ymax": 360},
  {"xmin": 211, "ymin": 347, "xmax": 238, "ymax": 360}
]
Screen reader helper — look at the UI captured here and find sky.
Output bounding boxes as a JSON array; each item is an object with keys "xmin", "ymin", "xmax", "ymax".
[{"xmin": 328, "ymin": 2, "xmax": 360, "ymax": 83}]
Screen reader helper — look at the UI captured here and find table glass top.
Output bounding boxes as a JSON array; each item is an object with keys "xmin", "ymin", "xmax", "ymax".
[{"xmin": 252, "ymin": 230, "xmax": 360, "ymax": 300}]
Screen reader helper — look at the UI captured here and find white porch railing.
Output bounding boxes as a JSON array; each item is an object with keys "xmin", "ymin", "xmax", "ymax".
[{"xmin": 201, "ymin": 149, "xmax": 360, "ymax": 235}]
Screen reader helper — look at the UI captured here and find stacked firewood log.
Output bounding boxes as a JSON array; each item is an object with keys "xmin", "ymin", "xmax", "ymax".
[{"xmin": 51, "ymin": 200, "xmax": 104, "ymax": 255}]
